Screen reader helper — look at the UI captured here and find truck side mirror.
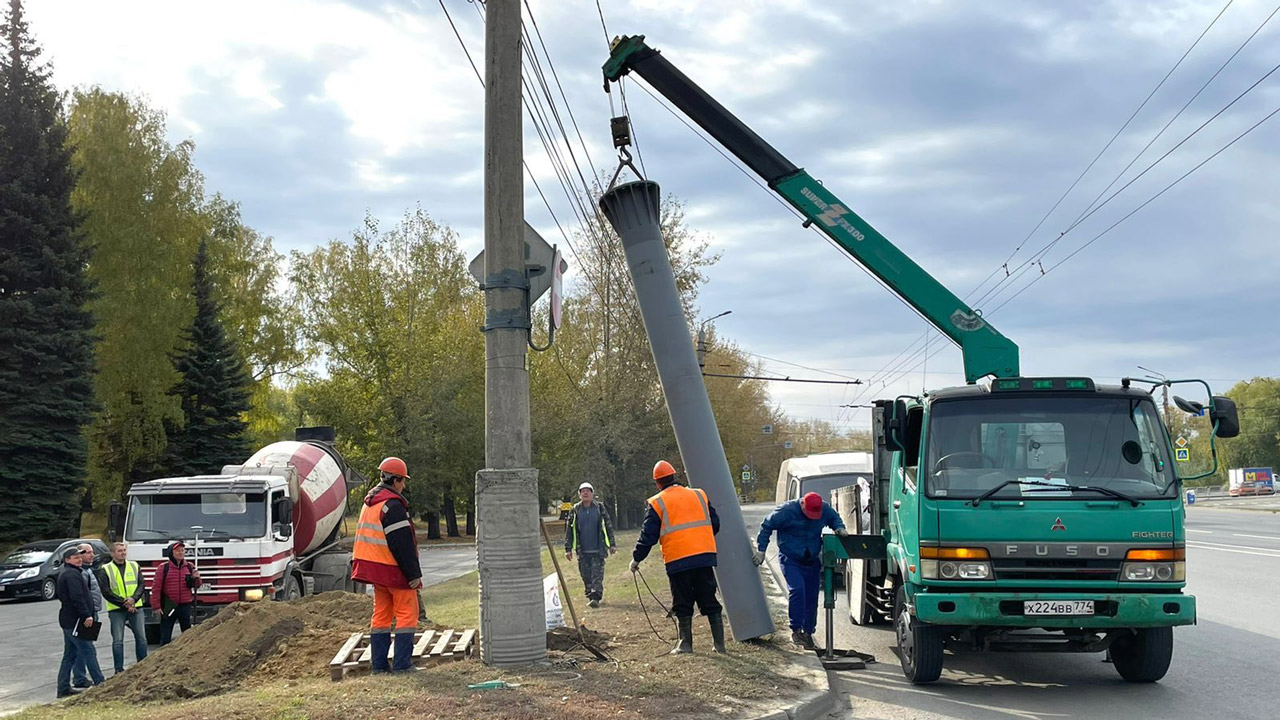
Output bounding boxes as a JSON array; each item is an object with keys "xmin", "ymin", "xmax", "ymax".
[
  {"xmin": 1210, "ymin": 396, "xmax": 1240, "ymax": 438},
  {"xmin": 273, "ymin": 522, "xmax": 293, "ymax": 539},
  {"xmin": 884, "ymin": 399, "xmax": 908, "ymax": 453},
  {"xmin": 108, "ymin": 501, "xmax": 126, "ymax": 543}
]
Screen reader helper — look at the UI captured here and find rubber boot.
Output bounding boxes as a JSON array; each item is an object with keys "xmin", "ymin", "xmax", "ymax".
[
  {"xmin": 392, "ymin": 632, "xmax": 417, "ymax": 672},
  {"xmin": 670, "ymin": 616, "xmax": 694, "ymax": 654},
  {"xmin": 708, "ymin": 613, "xmax": 727, "ymax": 654},
  {"xmin": 369, "ymin": 632, "xmax": 391, "ymax": 673}
]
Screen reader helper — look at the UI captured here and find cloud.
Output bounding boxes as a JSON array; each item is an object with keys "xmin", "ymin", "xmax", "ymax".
[{"xmin": 28, "ymin": 0, "xmax": 1280, "ymax": 430}]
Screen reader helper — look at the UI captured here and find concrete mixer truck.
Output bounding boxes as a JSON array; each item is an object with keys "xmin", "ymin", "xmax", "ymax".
[{"xmin": 114, "ymin": 427, "xmax": 364, "ymax": 642}]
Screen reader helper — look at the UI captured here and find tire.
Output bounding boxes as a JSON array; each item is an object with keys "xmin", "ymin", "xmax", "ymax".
[
  {"xmin": 41, "ymin": 577, "xmax": 56, "ymax": 601},
  {"xmin": 895, "ymin": 585, "xmax": 944, "ymax": 684},
  {"xmin": 279, "ymin": 574, "xmax": 302, "ymax": 602},
  {"xmin": 1110, "ymin": 627, "xmax": 1173, "ymax": 683}
]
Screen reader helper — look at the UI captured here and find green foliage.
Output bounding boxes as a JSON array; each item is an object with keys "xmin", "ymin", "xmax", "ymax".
[
  {"xmin": 0, "ymin": 0, "xmax": 96, "ymax": 541},
  {"xmin": 68, "ymin": 90, "xmax": 301, "ymax": 502},
  {"xmin": 1218, "ymin": 378, "xmax": 1280, "ymax": 478},
  {"xmin": 162, "ymin": 239, "xmax": 254, "ymax": 476},
  {"xmin": 290, "ymin": 208, "xmax": 483, "ymax": 527}
]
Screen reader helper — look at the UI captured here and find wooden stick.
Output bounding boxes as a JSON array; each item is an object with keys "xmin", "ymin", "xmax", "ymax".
[{"xmin": 539, "ymin": 518, "xmax": 584, "ymax": 634}]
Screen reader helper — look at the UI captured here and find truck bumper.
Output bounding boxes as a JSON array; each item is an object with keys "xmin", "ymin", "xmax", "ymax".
[{"xmin": 914, "ymin": 591, "xmax": 1196, "ymax": 628}]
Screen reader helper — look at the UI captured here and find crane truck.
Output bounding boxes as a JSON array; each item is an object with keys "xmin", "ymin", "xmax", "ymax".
[
  {"xmin": 111, "ymin": 427, "xmax": 362, "ymax": 643},
  {"xmin": 602, "ymin": 35, "xmax": 1240, "ymax": 684}
]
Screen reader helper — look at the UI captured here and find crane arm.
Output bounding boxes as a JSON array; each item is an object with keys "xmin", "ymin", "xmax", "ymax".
[{"xmin": 604, "ymin": 35, "xmax": 1019, "ymax": 383}]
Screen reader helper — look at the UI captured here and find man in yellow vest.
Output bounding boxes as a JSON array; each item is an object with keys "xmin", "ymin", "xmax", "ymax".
[
  {"xmin": 96, "ymin": 542, "xmax": 147, "ymax": 674},
  {"xmin": 630, "ymin": 460, "xmax": 726, "ymax": 654},
  {"xmin": 352, "ymin": 457, "xmax": 423, "ymax": 673}
]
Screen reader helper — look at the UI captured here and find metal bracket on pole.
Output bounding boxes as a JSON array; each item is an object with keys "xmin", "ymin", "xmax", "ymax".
[
  {"xmin": 482, "ymin": 308, "xmax": 532, "ymax": 332},
  {"xmin": 479, "ymin": 269, "xmax": 530, "ymax": 292}
]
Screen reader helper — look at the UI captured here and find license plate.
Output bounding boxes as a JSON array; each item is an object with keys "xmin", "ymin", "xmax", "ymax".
[{"xmin": 1024, "ymin": 600, "xmax": 1094, "ymax": 616}]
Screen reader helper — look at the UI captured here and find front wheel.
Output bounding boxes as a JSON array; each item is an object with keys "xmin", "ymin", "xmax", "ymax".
[
  {"xmin": 895, "ymin": 586, "xmax": 944, "ymax": 684},
  {"xmin": 279, "ymin": 574, "xmax": 302, "ymax": 602},
  {"xmin": 41, "ymin": 577, "xmax": 57, "ymax": 601},
  {"xmin": 1111, "ymin": 627, "xmax": 1173, "ymax": 683}
]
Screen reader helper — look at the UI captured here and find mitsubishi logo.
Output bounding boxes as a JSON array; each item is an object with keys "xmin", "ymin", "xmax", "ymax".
[{"xmin": 1051, "ymin": 517, "xmax": 1067, "ymax": 531}]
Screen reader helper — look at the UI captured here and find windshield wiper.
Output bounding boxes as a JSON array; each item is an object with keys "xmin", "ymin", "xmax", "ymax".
[
  {"xmin": 1022, "ymin": 484, "xmax": 1142, "ymax": 507},
  {"xmin": 131, "ymin": 529, "xmax": 175, "ymax": 540},
  {"xmin": 970, "ymin": 479, "xmax": 1067, "ymax": 507}
]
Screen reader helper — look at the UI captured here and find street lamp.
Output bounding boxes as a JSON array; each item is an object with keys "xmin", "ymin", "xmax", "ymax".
[{"xmin": 695, "ymin": 310, "xmax": 732, "ymax": 369}]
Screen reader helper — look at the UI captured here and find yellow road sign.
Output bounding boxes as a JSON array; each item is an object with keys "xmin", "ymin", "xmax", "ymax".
[{"xmin": 1175, "ymin": 448, "xmax": 1190, "ymax": 462}]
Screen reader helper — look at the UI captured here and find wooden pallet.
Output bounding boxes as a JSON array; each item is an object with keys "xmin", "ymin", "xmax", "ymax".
[{"xmin": 329, "ymin": 628, "xmax": 477, "ymax": 680}]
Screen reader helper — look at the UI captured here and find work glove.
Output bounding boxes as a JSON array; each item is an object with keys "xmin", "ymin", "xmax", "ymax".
[
  {"xmin": 835, "ymin": 528, "xmax": 850, "ymax": 537},
  {"xmin": 608, "ymin": 547, "xmax": 617, "ymax": 556},
  {"xmin": 752, "ymin": 550, "xmax": 766, "ymax": 566},
  {"xmin": 628, "ymin": 559, "xmax": 640, "ymax": 573}
]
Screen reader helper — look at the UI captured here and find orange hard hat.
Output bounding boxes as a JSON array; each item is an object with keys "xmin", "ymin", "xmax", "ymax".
[
  {"xmin": 378, "ymin": 457, "xmax": 410, "ymax": 479},
  {"xmin": 653, "ymin": 460, "xmax": 677, "ymax": 481}
]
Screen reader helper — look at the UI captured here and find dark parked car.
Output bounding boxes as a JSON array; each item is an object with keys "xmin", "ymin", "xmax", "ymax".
[{"xmin": 0, "ymin": 538, "xmax": 111, "ymax": 601}]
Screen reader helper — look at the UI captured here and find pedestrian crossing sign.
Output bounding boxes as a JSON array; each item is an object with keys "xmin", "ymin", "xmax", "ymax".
[{"xmin": 1175, "ymin": 448, "xmax": 1190, "ymax": 462}]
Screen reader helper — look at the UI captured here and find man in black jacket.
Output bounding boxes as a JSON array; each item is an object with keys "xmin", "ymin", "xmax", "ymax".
[{"xmin": 56, "ymin": 547, "xmax": 103, "ymax": 697}]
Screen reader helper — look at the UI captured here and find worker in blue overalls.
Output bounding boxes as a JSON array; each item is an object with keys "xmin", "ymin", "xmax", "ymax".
[{"xmin": 754, "ymin": 492, "xmax": 847, "ymax": 649}]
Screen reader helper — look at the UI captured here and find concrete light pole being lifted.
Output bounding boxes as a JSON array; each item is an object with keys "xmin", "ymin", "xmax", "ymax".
[
  {"xmin": 599, "ymin": 180, "xmax": 775, "ymax": 641},
  {"xmin": 474, "ymin": 0, "xmax": 544, "ymax": 666}
]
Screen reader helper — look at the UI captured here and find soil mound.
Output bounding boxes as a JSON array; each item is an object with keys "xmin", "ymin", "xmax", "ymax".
[
  {"xmin": 89, "ymin": 591, "xmax": 374, "ymax": 703},
  {"xmin": 546, "ymin": 625, "xmax": 612, "ymax": 651}
]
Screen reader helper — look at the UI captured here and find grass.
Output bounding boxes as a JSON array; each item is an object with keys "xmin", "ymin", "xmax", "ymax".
[{"xmin": 13, "ymin": 531, "xmax": 816, "ymax": 720}]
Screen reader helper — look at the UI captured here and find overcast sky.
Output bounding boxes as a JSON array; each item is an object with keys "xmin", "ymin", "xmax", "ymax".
[{"xmin": 31, "ymin": 0, "xmax": 1280, "ymax": 433}]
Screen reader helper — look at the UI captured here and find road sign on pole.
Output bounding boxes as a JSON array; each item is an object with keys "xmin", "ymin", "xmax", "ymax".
[
  {"xmin": 741, "ymin": 471, "xmax": 752, "ymax": 481},
  {"xmin": 784, "ymin": 441, "xmax": 793, "ymax": 449},
  {"xmin": 1175, "ymin": 436, "xmax": 1188, "ymax": 449},
  {"xmin": 1175, "ymin": 448, "xmax": 1190, "ymax": 462},
  {"xmin": 762, "ymin": 425, "xmax": 773, "ymax": 435}
]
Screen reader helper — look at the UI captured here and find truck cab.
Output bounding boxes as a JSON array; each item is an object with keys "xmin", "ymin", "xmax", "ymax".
[{"xmin": 878, "ymin": 376, "xmax": 1235, "ymax": 683}]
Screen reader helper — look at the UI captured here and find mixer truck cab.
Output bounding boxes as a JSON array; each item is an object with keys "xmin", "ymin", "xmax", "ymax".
[{"xmin": 120, "ymin": 428, "xmax": 357, "ymax": 638}]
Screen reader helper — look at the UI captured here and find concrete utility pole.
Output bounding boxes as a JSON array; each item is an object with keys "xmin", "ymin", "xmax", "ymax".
[
  {"xmin": 600, "ymin": 180, "xmax": 775, "ymax": 641},
  {"xmin": 475, "ymin": 0, "xmax": 544, "ymax": 666}
]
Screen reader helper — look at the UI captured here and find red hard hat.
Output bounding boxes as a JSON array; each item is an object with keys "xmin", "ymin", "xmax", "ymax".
[
  {"xmin": 653, "ymin": 460, "xmax": 677, "ymax": 481},
  {"xmin": 378, "ymin": 457, "xmax": 410, "ymax": 479},
  {"xmin": 801, "ymin": 492, "xmax": 823, "ymax": 519}
]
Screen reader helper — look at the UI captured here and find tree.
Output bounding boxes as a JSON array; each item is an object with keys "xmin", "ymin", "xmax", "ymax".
[
  {"xmin": 1218, "ymin": 378, "xmax": 1280, "ymax": 479},
  {"xmin": 0, "ymin": 0, "xmax": 96, "ymax": 541},
  {"xmin": 68, "ymin": 89, "xmax": 207, "ymax": 500},
  {"xmin": 162, "ymin": 239, "xmax": 253, "ymax": 476},
  {"xmin": 291, "ymin": 208, "xmax": 484, "ymax": 538}
]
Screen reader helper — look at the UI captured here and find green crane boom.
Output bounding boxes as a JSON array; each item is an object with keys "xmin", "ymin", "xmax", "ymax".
[{"xmin": 603, "ymin": 35, "xmax": 1019, "ymax": 383}]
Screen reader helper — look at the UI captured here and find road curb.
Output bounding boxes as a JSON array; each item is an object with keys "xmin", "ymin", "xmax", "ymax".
[{"xmin": 743, "ymin": 555, "xmax": 840, "ymax": 720}]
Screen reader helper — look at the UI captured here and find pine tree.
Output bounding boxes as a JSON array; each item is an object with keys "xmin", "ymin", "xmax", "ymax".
[
  {"xmin": 0, "ymin": 0, "xmax": 96, "ymax": 542},
  {"xmin": 164, "ymin": 239, "xmax": 253, "ymax": 476}
]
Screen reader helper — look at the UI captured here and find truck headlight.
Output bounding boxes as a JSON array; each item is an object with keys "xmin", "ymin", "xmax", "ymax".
[
  {"xmin": 16, "ymin": 567, "xmax": 38, "ymax": 581},
  {"xmin": 922, "ymin": 559, "xmax": 992, "ymax": 580},
  {"xmin": 242, "ymin": 588, "xmax": 265, "ymax": 601},
  {"xmin": 1122, "ymin": 562, "xmax": 1184, "ymax": 581}
]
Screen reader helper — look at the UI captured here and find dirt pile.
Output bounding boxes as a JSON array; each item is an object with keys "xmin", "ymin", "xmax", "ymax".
[
  {"xmin": 546, "ymin": 625, "xmax": 612, "ymax": 651},
  {"xmin": 88, "ymin": 591, "xmax": 375, "ymax": 703}
]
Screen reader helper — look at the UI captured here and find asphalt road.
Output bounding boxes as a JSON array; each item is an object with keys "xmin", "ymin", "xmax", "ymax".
[
  {"xmin": 0, "ymin": 544, "xmax": 478, "ymax": 717},
  {"xmin": 741, "ymin": 501, "xmax": 1280, "ymax": 720}
]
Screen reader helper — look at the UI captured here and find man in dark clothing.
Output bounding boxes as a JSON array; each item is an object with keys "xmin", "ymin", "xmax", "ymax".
[
  {"xmin": 150, "ymin": 541, "xmax": 200, "ymax": 645},
  {"xmin": 564, "ymin": 482, "xmax": 616, "ymax": 608},
  {"xmin": 630, "ymin": 460, "xmax": 726, "ymax": 654},
  {"xmin": 56, "ymin": 547, "xmax": 103, "ymax": 697},
  {"xmin": 755, "ymin": 492, "xmax": 847, "ymax": 649},
  {"xmin": 71, "ymin": 543, "xmax": 103, "ymax": 689},
  {"xmin": 352, "ymin": 457, "xmax": 424, "ymax": 673},
  {"xmin": 98, "ymin": 542, "xmax": 148, "ymax": 673}
]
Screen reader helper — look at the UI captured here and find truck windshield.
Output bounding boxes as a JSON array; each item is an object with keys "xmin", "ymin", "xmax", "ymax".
[
  {"xmin": 125, "ymin": 493, "xmax": 268, "ymax": 541},
  {"xmin": 926, "ymin": 394, "xmax": 1174, "ymax": 501}
]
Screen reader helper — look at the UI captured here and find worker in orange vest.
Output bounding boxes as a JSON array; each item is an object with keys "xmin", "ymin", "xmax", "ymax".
[
  {"xmin": 352, "ymin": 457, "xmax": 423, "ymax": 673},
  {"xmin": 630, "ymin": 460, "xmax": 725, "ymax": 654}
]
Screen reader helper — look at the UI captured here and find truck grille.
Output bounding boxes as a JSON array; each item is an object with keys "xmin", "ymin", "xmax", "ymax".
[{"xmin": 992, "ymin": 559, "xmax": 1122, "ymax": 582}]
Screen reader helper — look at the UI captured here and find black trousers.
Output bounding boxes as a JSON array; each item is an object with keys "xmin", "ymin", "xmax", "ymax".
[
  {"xmin": 159, "ymin": 603, "xmax": 192, "ymax": 645},
  {"xmin": 668, "ymin": 565, "xmax": 722, "ymax": 619}
]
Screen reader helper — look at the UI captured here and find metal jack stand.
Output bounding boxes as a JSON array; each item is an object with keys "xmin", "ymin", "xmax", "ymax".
[{"xmin": 817, "ymin": 534, "xmax": 883, "ymax": 670}]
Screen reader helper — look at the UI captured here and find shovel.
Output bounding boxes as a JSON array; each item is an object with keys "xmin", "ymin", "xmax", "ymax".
[{"xmin": 539, "ymin": 519, "xmax": 610, "ymax": 662}]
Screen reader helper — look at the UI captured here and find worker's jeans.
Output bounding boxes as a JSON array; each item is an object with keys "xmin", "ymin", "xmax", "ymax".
[
  {"xmin": 108, "ymin": 609, "xmax": 148, "ymax": 672},
  {"xmin": 59, "ymin": 628, "xmax": 103, "ymax": 693},
  {"xmin": 781, "ymin": 555, "xmax": 821, "ymax": 634}
]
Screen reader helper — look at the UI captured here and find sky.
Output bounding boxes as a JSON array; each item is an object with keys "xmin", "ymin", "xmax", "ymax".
[{"xmin": 29, "ymin": 0, "xmax": 1280, "ymax": 434}]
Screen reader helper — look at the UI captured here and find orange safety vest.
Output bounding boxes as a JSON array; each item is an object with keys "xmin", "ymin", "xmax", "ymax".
[
  {"xmin": 648, "ymin": 485, "xmax": 716, "ymax": 564},
  {"xmin": 353, "ymin": 500, "xmax": 398, "ymax": 567}
]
